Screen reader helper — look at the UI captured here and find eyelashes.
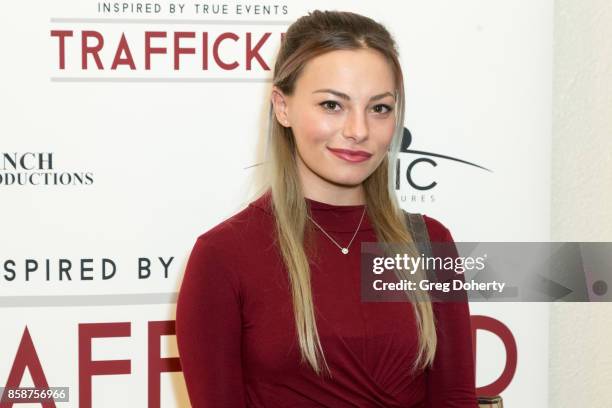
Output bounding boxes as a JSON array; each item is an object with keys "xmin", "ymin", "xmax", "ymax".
[{"xmin": 319, "ymin": 100, "xmax": 394, "ymax": 114}]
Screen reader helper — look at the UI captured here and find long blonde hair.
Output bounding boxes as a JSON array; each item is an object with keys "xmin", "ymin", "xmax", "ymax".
[{"xmin": 254, "ymin": 10, "xmax": 436, "ymax": 378}]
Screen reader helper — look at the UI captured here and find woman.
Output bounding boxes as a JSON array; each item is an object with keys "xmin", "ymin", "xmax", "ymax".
[{"xmin": 176, "ymin": 9, "xmax": 477, "ymax": 408}]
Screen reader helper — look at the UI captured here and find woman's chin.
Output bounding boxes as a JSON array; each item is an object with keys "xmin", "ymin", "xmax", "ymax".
[{"xmin": 324, "ymin": 174, "xmax": 368, "ymax": 188}]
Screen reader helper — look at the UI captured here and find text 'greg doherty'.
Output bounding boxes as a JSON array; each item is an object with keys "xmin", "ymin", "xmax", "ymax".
[{"xmin": 372, "ymin": 254, "xmax": 487, "ymax": 275}]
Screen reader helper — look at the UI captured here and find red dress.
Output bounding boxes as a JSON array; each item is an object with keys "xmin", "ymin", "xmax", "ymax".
[{"xmin": 176, "ymin": 191, "xmax": 477, "ymax": 407}]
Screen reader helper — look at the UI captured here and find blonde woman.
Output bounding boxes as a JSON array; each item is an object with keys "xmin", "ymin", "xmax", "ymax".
[{"xmin": 176, "ymin": 9, "xmax": 477, "ymax": 408}]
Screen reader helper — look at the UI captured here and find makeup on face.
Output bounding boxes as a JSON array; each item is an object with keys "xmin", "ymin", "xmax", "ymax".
[{"xmin": 326, "ymin": 147, "xmax": 373, "ymax": 163}]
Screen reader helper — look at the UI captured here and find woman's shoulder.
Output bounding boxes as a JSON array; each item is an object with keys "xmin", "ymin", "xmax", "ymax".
[
  {"xmin": 421, "ymin": 213, "xmax": 455, "ymax": 243},
  {"xmin": 194, "ymin": 193, "xmax": 273, "ymax": 249},
  {"xmin": 196, "ymin": 207, "xmax": 266, "ymax": 247}
]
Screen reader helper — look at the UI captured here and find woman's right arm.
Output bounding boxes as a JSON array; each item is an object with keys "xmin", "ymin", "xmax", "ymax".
[{"xmin": 176, "ymin": 236, "xmax": 246, "ymax": 407}]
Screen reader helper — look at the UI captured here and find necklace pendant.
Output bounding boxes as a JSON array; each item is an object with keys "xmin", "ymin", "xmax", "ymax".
[{"xmin": 341, "ymin": 248, "xmax": 349, "ymax": 255}]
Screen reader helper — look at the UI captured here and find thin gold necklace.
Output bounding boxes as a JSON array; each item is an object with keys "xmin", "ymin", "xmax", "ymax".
[{"xmin": 306, "ymin": 206, "xmax": 367, "ymax": 255}]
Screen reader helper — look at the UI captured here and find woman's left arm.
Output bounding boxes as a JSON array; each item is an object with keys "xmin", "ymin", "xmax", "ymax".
[{"xmin": 425, "ymin": 221, "xmax": 478, "ymax": 408}]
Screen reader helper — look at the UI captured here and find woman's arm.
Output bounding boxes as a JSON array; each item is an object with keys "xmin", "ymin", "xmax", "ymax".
[
  {"xmin": 425, "ymin": 221, "xmax": 478, "ymax": 408},
  {"xmin": 176, "ymin": 236, "xmax": 246, "ymax": 407}
]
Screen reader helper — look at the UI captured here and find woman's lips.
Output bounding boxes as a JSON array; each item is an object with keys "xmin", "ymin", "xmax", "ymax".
[{"xmin": 327, "ymin": 147, "xmax": 373, "ymax": 163}]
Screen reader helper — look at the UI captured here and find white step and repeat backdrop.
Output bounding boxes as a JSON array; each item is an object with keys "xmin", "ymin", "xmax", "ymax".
[{"xmin": 1, "ymin": 0, "xmax": 552, "ymax": 406}]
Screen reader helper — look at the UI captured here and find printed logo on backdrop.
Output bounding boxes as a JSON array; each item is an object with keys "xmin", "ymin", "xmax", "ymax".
[
  {"xmin": 395, "ymin": 127, "xmax": 492, "ymax": 203},
  {"xmin": 0, "ymin": 152, "xmax": 93, "ymax": 186},
  {"xmin": 49, "ymin": 1, "xmax": 292, "ymax": 80}
]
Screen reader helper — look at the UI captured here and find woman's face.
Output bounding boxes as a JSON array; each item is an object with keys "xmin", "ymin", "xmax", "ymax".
[{"xmin": 272, "ymin": 48, "xmax": 397, "ymax": 192}]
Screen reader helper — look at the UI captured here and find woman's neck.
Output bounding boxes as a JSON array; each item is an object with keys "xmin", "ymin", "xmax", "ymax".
[{"xmin": 301, "ymin": 180, "xmax": 366, "ymax": 206}]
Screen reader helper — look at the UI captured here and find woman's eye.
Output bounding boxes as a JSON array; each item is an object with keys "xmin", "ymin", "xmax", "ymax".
[
  {"xmin": 319, "ymin": 101, "xmax": 393, "ymax": 114},
  {"xmin": 373, "ymin": 104, "xmax": 393, "ymax": 114},
  {"xmin": 320, "ymin": 101, "xmax": 341, "ymax": 111}
]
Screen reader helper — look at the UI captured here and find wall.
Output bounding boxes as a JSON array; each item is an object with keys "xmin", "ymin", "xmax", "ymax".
[{"xmin": 550, "ymin": 0, "xmax": 612, "ymax": 405}]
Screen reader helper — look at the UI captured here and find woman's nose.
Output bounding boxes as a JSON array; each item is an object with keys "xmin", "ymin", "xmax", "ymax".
[{"xmin": 342, "ymin": 109, "xmax": 369, "ymax": 142}]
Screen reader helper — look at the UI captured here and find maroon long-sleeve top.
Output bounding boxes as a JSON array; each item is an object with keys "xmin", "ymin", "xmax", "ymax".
[{"xmin": 176, "ymin": 191, "xmax": 477, "ymax": 407}]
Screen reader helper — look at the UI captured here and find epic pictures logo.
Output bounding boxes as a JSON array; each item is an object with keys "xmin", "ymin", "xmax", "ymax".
[
  {"xmin": 0, "ymin": 152, "xmax": 94, "ymax": 186},
  {"xmin": 395, "ymin": 128, "xmax": 492, "ymax": 203}
]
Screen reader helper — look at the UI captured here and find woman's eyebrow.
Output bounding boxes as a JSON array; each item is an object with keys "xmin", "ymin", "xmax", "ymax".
[{"xmin": 312, "ymin": 88, "xmax": 396, "ymax": 101}]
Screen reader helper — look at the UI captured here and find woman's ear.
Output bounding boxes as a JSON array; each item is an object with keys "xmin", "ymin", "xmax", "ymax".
[{"xmin": 271, "ymin": 86, "xmax": 291, "ymax": 127}]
